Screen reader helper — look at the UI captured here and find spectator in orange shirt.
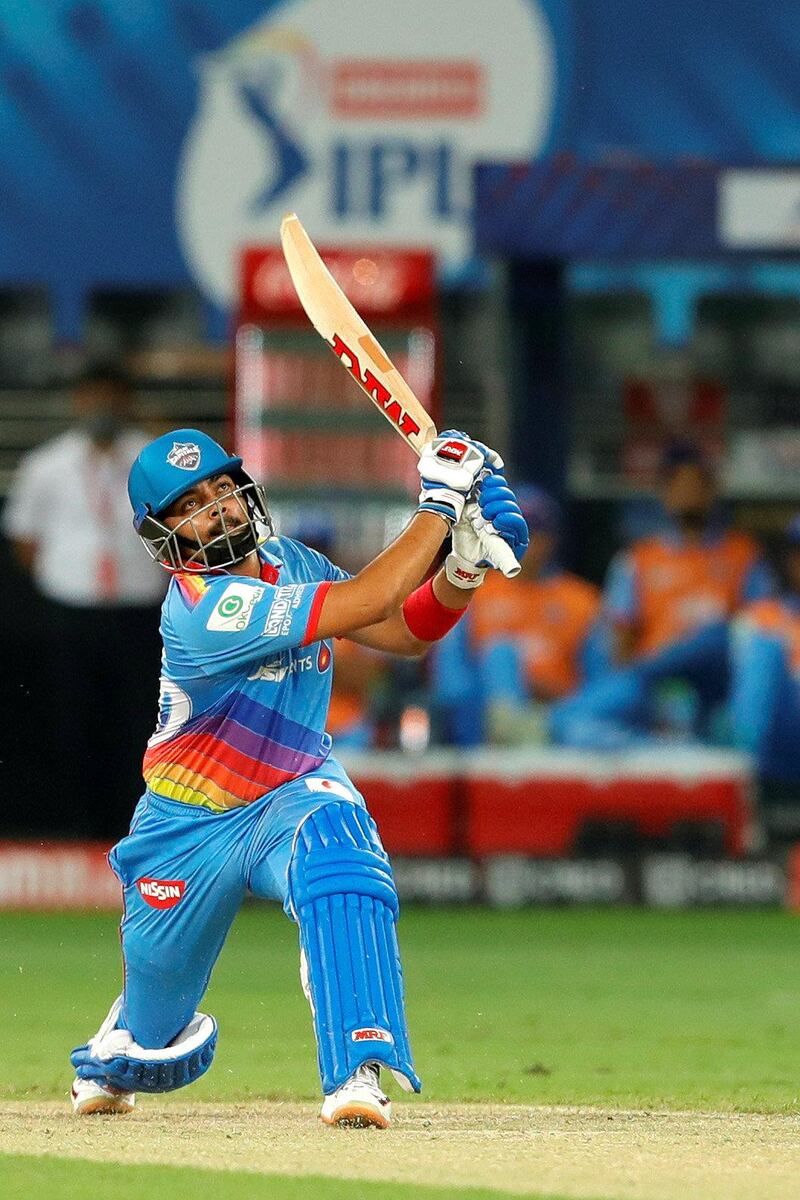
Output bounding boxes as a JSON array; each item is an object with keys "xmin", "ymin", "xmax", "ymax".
[
  {"xmin": 551, "ymin": 443, "xmax": 775, "ymax": 750},
  {"xmin": 431, "ymin": 487, "xmax": 605, "ymax": 745},
  {"xmin": 604, "ymin": 442, "xmax": 773, "ymax": 664},
  {"xmin": 327, "ymin": 635, "xmax": 387, "ymax": 749}
]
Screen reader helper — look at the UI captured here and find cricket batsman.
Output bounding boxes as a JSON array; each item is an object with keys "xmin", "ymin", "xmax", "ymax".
[{"xmin": 69, "ymin": 426, "xmax": 528, "ymax": 1128}]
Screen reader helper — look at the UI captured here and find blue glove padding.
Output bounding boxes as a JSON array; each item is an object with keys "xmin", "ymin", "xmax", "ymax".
[{"xmin": 477, "ymin": 474, "xmax": 530, "ymax": 563}]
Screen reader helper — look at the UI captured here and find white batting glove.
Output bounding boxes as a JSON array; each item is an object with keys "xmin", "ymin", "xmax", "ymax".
[
  {"xmin": 417, "ymin": 433, "xmax": 489, "ymax": 526},
  {"xmin": 446, "ymin": 499, "xmax": 490, "ymax": 589}
]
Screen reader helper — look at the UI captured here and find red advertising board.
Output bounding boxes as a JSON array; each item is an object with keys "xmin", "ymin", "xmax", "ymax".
[
  {"xmin": 240, "ymin": 246, "xmax": 435, "ymax": 323},
  {"xmin": 0, "ymin": 842, "xmax": 120, "ymax": 910}
]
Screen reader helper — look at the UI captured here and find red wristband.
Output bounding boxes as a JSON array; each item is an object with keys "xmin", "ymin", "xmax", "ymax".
[{"xmin": 402, "ymin": 578, "xmax": 465, "ymax": 642}]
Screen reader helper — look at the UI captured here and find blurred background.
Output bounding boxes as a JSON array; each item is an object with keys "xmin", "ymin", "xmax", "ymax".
[{"xmin": 2, "ymin": 0, "xmax": 800, "ymax": 911}]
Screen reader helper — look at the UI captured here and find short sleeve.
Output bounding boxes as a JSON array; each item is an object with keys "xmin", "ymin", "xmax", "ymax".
[
  {"xmin": 167, "ymin": 576, "xmax": 332, "ymax": 676},
  {"xmin": 280, "ymin": 538, "xmax": 351, "ymax": 584},
  {"xmin": 2, "ymin": 455, "xmax": 47, "ymax": 541},
  {"xmin": 603, "ymin": 551, "xmax": 639, "ymax": 625}
]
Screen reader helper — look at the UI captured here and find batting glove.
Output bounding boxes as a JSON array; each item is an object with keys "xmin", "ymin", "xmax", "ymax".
[
  {"xmin": 473, "ymin": 473, "xmax": 530, "ymax": 563},
  {"xmin": 447, "ymin": 501, "xmax": 490, "ymax": 588},
  {"xmin": 447, "ymin": 474, "xmax": 529, "ymax": 586},
  {"xmin": 417, "ymin": 432, "xmax": 493, "ymax": 527}
]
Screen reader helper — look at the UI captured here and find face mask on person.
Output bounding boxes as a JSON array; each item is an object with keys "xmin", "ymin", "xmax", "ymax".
[
  {"xmin": 674, "ymin": 507, "xmax": 709, "ymax": 534},
  {"xmin": 81, "ymin": 411, "xmax": 124, "ymax": 444}
]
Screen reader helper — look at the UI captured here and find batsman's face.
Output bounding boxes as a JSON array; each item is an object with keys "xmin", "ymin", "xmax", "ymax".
[{"xmin": 162, "ymin": 474, "xmax": 248, "ymax": 545}]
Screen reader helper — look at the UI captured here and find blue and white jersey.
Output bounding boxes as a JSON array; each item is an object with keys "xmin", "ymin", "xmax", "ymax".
[{"xmin": 142, "ymin": 538, "xmax": 349, "ymax": 812}]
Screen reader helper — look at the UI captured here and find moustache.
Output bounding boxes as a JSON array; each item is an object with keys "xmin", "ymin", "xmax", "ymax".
[{"xmin": 206, "ymin": 515, "xmax": 248, "ymax": 539}]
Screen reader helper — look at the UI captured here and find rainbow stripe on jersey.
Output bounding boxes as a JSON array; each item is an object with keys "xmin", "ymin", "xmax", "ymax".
[
  {"xmin": 142, "ymin": 690, "xmax": 328, "ymax": 811},
  {"xmin": 141, "ymin": 544, "xmax": 338, "ymax": 813},
  {"xmin": 174, "ymin": 573, "xmax": 210, "ymax": 607}
]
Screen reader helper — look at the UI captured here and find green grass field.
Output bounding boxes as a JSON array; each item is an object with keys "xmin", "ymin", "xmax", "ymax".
[
  {"xmin": 3, "ymin": 906, "xmax": 800, "ymax": 1109},
  {"xmin": 1, "ymin": 906, "xmax": 799, "ymax": 1198}
]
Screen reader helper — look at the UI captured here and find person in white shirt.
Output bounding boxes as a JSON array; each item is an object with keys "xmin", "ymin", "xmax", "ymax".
[{"xmin": 3, "ymin": 363, "xmax": 165, "ymax": 838}]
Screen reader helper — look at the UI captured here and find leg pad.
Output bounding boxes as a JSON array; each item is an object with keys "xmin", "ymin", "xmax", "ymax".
[{"xmin": 288, "ymin": 800, "xmax": 421, "ymax": 1095}]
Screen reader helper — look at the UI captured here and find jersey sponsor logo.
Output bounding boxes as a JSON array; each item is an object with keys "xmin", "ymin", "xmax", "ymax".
[
  {"xmin": 248, "ymin": 651, "xmax": 313, "ymax": 681},
  {"xmin": 167, "ymin": 441, "xmax": 201, "ymax": 471},
  {"xmin": 331, "ymin": 332, "xmax": 421, "ymax": 439},
  {"xmin": 264, "ymin": 584, "xmax": 303, "ymax": 638},
  {"xmin": 351, "ymin": 1027, "xmax": 394, "ymax": 1044},
  {"xmin": 317, "ymin": 642, "xmax": 332, "ymax": 672},
  {"xmin": 206, "ymin": 583, "xmax": 264, "ymax": 632},
  {"xmin": 137, "ymin": 878, "xmax": 186, "ymax": 909}
]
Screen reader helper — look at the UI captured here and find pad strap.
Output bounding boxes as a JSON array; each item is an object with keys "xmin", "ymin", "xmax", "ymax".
[{"xmin": 288, "ymin": 800, "xmax": 422, "ymax": 1095}]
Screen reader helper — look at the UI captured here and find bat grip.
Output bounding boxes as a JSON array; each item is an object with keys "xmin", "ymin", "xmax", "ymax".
[{"xmin": 481, "ymin": 530, "xmax": 521, "ymax": 579}]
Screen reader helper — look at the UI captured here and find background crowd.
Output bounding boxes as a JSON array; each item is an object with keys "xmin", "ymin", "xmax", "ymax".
[{"xmin": 320, "ymin": 440, "xmax": 800, "ymax": 840}]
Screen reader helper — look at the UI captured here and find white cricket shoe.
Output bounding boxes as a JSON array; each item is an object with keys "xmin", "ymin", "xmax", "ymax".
[
  {"xmin": 320, "ymin": 1063, "xmax": 391, "ymax": 1129},
  {"xmin": 71, "ymin": 1076, "xmax": 135, "ymax": 1116}
]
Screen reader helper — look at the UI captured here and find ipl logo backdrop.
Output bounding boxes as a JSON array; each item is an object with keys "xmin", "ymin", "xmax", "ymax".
[{"xmin": 177, "ymin": 0, "xmax": 555, "ymax": 307}]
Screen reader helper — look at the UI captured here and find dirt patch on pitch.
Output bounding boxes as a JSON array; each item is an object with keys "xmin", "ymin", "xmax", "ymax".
[{"xmin": 1, "ymin": 1102, "xmax": 799, "ymax": 1199}]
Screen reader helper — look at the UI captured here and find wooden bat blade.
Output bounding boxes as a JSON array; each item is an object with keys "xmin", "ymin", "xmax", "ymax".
[
  {"xmin": 280, "ymin": 213, "xmax": 520, "ymax": 579},
  {"xmin": 280, "ymin": 213, "xmax": 436, "ymax": 454}
]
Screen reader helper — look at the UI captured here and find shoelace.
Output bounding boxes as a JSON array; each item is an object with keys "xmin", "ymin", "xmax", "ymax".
[{"xmin": 350, "ymin": 1062, "xmax": 384, "ymax": 1095}]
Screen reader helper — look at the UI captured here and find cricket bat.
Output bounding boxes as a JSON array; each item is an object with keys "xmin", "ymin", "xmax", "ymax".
[{"xmin": 280, "ymin": 213, "xmax": 520, "ymax": 578}]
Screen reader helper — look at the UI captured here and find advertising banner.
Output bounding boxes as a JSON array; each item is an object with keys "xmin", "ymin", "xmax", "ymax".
[{"xmin": 0, "ymin": 3, "xmax": 798, "ymax": 333}]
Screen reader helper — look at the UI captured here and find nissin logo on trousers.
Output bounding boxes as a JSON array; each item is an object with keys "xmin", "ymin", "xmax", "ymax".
[
  {"xmin": 137, "ymin": 878, "xmax": 186, "ymax": 909},
  {"xmin": 177, "ymin": 0, "xmax": 555, "ymax": 307}
]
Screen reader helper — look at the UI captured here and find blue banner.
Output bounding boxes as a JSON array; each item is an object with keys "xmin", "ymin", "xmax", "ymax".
[{"xmin": 0, "ymin": 2, "xmax": 798, "ymax": 336}]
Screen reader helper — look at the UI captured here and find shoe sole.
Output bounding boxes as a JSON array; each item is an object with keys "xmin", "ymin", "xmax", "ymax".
[
  {"xmin": 72, "ymin": 1095, "xmax": 134, "ymax": 1116},
  {"xmin": 321, "ymin": 1103, "xmax": 390, "ymax": 1130}
]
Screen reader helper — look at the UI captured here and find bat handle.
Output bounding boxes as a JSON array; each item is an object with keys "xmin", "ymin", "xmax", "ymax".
[{"xmin": 481, "ymin": 530, "xmax": 521, "ymax": 579}]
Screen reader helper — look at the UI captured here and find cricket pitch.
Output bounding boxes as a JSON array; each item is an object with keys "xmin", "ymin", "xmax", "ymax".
[{"xmin": 2, "ymin": 1102, "xmax": 799, "ymax": 1200}]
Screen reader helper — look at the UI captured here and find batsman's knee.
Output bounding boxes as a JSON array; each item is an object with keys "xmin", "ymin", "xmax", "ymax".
[
  {"xmin": 288, "ymin": 800, "xmax": 420, "ymax": 1095},
  {"xmin": 288, "ymin": 799, "xmax": 398, "ymax": 917},
  {"xmin": 70, "ymin": 996, "xmax": 218, "ymax": 1093}
]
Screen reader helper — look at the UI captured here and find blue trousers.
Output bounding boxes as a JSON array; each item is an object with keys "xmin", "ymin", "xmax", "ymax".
[
  {"xmin": 109, "ymin": 758, "xmax": 366, "ymax": 1049},
  {"xmin": 549, "ymin": 623, "xmax": 731, "ymax": 750}
]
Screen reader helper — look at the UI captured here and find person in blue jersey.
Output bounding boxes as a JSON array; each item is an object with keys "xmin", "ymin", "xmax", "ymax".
[
  {"xmin": 730, "ymin": 516, "xmax": 800, "ymax": 833},
  {"xmin": 69, "ymin": 427, "xmax": 528, "ymax": 1129}
]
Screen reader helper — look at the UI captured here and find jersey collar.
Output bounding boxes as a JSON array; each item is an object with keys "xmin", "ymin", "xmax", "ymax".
[{"xmin": 257, "ymin": 540, "xmax": 283, "ymax": 584}]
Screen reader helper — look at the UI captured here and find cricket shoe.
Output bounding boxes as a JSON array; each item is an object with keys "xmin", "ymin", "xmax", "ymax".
[
  {"xmin": 71, "ymin": 1076, "xmax": 135, "ymax": 1116},
  {"xmin": 320, "ymin": 1063, "xmax": 391, "ymax": 1129}
]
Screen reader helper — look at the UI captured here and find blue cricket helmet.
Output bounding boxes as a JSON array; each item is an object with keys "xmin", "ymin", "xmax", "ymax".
[
  {"xmin": 128, "ymin": 429, "xmax": 243, "ymax": 530},
  {"xmin": 128, "ymin": 428, "xmax": 272, "ymax": 571}
]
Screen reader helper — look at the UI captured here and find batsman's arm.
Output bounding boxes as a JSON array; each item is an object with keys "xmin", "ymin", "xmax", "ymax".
[
  {"xmin": 315, "ymin": 432, "xmax": 493, "ymax": 642},
  {"xmin": 345, "ymin": 566, "xmax": 473, "ymax": 656},
  {"xmin": 313, "ymin": 511, "xmax": 451, "ymax": 641}
]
